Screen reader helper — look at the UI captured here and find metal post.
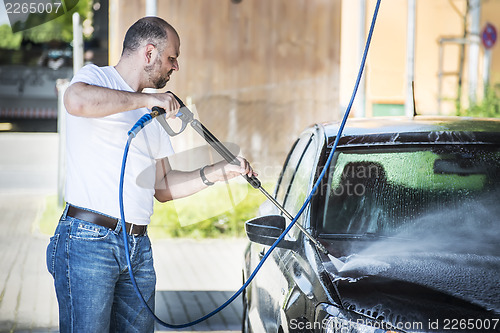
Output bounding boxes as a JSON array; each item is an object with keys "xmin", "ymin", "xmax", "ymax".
[
  {"xmin": 468, "ymin": 0, "xmax": 481, "ymax": 106},
  {"xmin": 146, "ymin": 0, "xmax": 157, "ymax": 16},
  {"xmin": 55, "ymin": 12, "xmax": 83, "ymax": 207},
  {"xmin": 56, "ymin": 80, "xmax": 70, "ymax": 207},
  {"xmin": 72, "ymin": 12, "xmax": 84, "ymax": 74},
  {"xmin": 356, "ymin": 0, "xmax": 366, "ymax": 118},
  {"xmin": 405, "ymin": 0, "xmax": 416, "ymax": 118},
  {"xmin": 437, "ymin": 39, "xmax": 444, "ymax": 115},
  {"xmin": 483, "ymin": 49, "xmax": 492, "ymax": 95}
]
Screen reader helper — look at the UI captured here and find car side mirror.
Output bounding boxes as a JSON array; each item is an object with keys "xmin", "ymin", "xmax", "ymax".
[{"xmin": 245, "ymin": 215, "xmax": 294, "ymax": 249}]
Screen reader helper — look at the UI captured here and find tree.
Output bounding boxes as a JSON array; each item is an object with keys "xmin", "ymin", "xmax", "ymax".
[
  {"xmin": 0, "ymin": 0, "xmax": 92, "ymax": 50},
  {"xmin": 0, "ymin": 24, "xmax": 22, "ymax": 49}
]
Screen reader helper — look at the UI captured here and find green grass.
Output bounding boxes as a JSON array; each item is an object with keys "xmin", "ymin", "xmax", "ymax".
[
  {"xmin": 37, "ymin": 182, "xmax": 270, "ymax": 239},
  {"xmin": 38, "ymin": 195, "xmax": 63, "ymax": 235},
  {"xmin": 460, "ymin": 86, "xmax": 500, "ymax": 118}
]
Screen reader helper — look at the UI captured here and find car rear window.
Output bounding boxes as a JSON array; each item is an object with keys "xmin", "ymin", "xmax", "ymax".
[{"xmin": 321, "ymin": 145, "xmax": 500, "ymax": 236}]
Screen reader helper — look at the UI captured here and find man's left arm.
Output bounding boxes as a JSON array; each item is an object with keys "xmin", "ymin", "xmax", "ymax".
[{"xmin": 154, "ymin": 157, "xmax": 256, "ymax": 202}]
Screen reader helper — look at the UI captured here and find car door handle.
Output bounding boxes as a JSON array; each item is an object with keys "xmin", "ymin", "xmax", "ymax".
[{"xmin": 258, "ymin": 248, "xmax": 265, "ymax": 260}]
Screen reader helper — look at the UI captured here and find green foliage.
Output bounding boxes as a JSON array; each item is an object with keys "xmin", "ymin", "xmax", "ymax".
[
  {"xmin": 36, "ymin": 183, "xmax": 271, "ymax": 239},
  {"xmin": 37, "ymin": 195, "xmax": 63, "ymax": 235},
  {"xmin": 0, "ymin": 0, "xmax": 92, "ymax": 49},
  {"xmin": 23, "ymin": 0, "xmax": 92, "ymax": 43},
  {"xmin": 148, "ymin": 183, "xmax": 269, "ymax": 239},
  {"xmin": 0, "ymin": 24, "xmax": 23, "ymax": 49},
  {"xmin": 460, "ymin": 86, "xmax": 500, "ymax": 118}
]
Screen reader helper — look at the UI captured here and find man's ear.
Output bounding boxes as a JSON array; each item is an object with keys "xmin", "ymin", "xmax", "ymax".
[{"xmin": 144, "ymin": 44, "xmax": 158, "ymax": 64}]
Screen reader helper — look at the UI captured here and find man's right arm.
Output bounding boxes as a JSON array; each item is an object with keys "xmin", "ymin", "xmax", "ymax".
[{"xmin": 64, "ymin": 82, "xmax": 180, "ymax": 118}]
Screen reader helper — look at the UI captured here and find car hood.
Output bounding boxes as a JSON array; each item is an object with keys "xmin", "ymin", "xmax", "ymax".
[{"xmin": 322, "ymin": 251, "xmax": 500, "ymax": 325}]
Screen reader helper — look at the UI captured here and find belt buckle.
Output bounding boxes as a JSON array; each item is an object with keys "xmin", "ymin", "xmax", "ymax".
[{"xmin": 127, "ymin": 223, "xmax": 145, "ymax": 236}]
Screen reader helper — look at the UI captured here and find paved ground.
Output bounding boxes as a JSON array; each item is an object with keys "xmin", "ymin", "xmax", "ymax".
[
  {"xmin": 0, "ymin": 133, "xmax": 59, "ymax": 194},
  {"xmin": 0, "ymin": 192, "xmax": 247, "ymax": 333},
  {"xmin": 0, "ymin": 133, "xmax": 248, "ymax": 332},
  {"xmin": 153, "ymin": 238, "xmax": 246, "ymax": 332},
  {"xmin": 0, "ymin": 194, "xmax": 58, "ymax": 333}
]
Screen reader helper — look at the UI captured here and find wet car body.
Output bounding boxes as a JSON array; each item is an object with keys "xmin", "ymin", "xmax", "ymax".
[{"xmin": 242, "ymin": 116, "xmax": 500, "ymax": 333}]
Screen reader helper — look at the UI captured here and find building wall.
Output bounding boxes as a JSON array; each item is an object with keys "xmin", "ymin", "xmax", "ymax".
[
  {"xmin": 108, "ymin": 0, "xmax": 500, "ymax": 178},
  {"xmin": 359, "ymin": 0, "xmax": 500, "ymax": 116},
  {"xmin": 365, "ymin": 0, "xmax": 407, "ymax": 113},
  {"xmin": 416, "ymin": 0, "xmax": 468, "ymax": 115},
  {"xmin": 110, "ymin": 0, "xmax": 342, "ymax": 181}
]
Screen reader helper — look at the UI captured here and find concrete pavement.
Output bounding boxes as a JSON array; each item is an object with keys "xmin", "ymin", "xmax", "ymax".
[
  {"xmin": 153, "ymin": 238, "xmax": 246, "ymax": 332},
  {"xmin": 0, "ymin": 192, "xmax": 247, "ymax": 332},
  {"xmin": 0, "ymin": 133, "xmax": 59, "ymax": 194},
  {"xmin": 0, "ymin": 193, "xmax": 58, "ymax": 332}
]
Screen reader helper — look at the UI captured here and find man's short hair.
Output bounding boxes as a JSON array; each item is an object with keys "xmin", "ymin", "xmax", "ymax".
[{"xmin": 122, "ymin": 17, "xmax": 177, "ymax": 55}]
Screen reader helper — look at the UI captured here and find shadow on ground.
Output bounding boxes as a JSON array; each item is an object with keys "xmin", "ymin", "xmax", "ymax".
[{"xmin": 155, "ymin": 290, "xmax": 242, "ymax": 331}]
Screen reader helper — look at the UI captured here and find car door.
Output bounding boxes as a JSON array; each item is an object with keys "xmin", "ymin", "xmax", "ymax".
[
  {"xmin": 277, "ymin": 131, "xmax": 323, "ymax": 331},
  {"xmin": 248, "ymin": 130, "xmax": 320, "ymax": 332}
]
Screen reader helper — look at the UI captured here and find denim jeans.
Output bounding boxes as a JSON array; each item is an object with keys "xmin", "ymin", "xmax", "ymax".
[{"xmin": 46, "ymin": 204, "xmax": 156, "ymax": 333}]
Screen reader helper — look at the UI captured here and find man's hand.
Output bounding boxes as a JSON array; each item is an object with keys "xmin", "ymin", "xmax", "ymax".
[
  {"xmin": 154, "ymin": 156, "xmax": 258, "ymax": 202},
  {"xmin": 145, "ymin": 92, "xmax": 180, "ymax": 119},
  {"xmin": 203, "ymin": 157, "xmax": 258, "ymax": 183}
]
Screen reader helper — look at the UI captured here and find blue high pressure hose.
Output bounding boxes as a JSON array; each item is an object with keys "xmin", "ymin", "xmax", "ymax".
[{"xmin": 119, "ymin": 0, "xmax": 381, "ymax": 328}]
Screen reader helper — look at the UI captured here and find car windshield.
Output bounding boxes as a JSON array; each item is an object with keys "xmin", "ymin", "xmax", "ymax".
[{"xmin": 321, "ymin": 145, "xmax": 500, "ymax": 237}]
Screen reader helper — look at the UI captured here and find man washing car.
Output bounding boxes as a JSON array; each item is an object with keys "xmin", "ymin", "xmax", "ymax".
[{"xmin": 46, "ymin": 16, "xmax": 256, "ymax": 332}]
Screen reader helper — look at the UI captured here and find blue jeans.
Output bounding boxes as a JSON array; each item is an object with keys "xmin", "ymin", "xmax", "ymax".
[{"xmin": 46, "ymin": 204, "xmax": 156, "ymax": 332}]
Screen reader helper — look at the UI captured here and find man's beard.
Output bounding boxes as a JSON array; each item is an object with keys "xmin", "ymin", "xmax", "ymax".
[{"xmin": 145, "ymin": 58, "xmax": 170, "ymax": 89}]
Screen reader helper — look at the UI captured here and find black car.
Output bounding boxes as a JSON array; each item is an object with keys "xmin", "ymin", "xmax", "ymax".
[{"xmin": 242, "ymin": 116, "xmax": 500, "ymax": 333}]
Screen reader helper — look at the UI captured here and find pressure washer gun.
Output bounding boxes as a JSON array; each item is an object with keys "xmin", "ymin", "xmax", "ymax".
[
  {"xmin": 154, "ymin": 92, "xmax": 261, "ymax": 189},
  {"xmin": 142, "ymin": 92, "xmax": 333, "ymax": 257}
]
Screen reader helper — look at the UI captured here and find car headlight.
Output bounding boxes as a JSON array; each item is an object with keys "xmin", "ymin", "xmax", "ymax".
[{"xmin": 324, "ymin": 316, "xmax": 401, "ymax": 333}]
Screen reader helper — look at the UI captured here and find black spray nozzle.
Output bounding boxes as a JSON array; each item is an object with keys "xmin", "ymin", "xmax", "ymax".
[{"xmin": 151, "ymin": 106, "xmax": 166, "ymax": 117}]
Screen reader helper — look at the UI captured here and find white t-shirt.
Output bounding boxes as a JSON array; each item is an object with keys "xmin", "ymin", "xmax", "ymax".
[{"xmin": 65, "ymin": 64, "xmax": 174, "ymax": 225}]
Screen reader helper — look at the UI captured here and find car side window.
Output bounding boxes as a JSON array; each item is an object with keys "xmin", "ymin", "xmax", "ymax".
[
  {"xmin": 282, "ymin": 136, "xmax": 318, "ymax": 239},
  {"xmin": 275, "ymin": 133, "xmax": 313, "ymax": 206},
  {"xmin": 274, "ymin": 133, "xmax": 318, "ymax": 239}
]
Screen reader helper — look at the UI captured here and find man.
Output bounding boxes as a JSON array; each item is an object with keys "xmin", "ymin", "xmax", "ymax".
[{"xmin": 46, "ymin": 16, "xmax": 255, "ymax": 332}]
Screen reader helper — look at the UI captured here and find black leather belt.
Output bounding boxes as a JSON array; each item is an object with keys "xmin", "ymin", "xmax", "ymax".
[{"xmin": 67, "ymin": 205, "xmax": 147, "ymax": 236}]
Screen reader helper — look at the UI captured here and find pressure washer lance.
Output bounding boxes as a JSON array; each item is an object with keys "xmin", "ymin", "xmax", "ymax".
[{"xmin": 150, "ymin": 92, "xmax": 342, "ymax": 269}]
